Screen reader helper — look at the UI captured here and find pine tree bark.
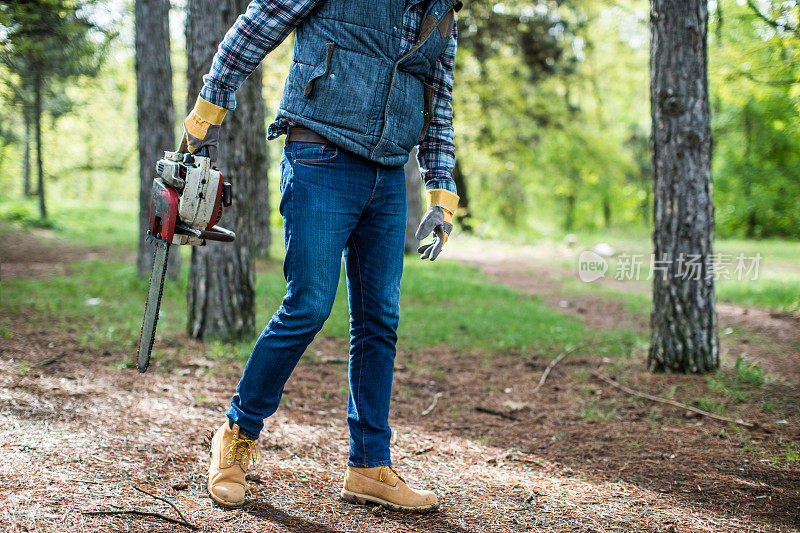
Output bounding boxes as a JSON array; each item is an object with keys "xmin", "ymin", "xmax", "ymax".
[
  {"xmin": 648, "ymin": 0, "xmax": 718, "ymax": 373},
  {"xmin": 404, "ymin": 147, "xmax": 423, "ymax": 254},
  {"xmin": 34, "ymin": 73, "xmax": 46, "ymax": 219},
  {"xmin": 135, "ymin": 0, "xmax": 179, "ymax": 279},
  {"xmin": 249, "ymin": 70, "xmax": 270, "ymax": 258},
  {"xmin": 451, "ymin": 159, "xmax": 472, "ymax": 232},
  {"xmin": 186, "ymin": 0, "xmax": 264, "ymax": 340},
  {"xmin": 253, "ymin": 172, "xmax": 271, "ymax": 256}
]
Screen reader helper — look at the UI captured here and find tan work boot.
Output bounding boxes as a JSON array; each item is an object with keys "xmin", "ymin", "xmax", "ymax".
[
  {"xmin": 341, "ymin": 465, "xmax": 439, "ymax": 512},
  {"xmin": 207, "ymin": 421, "xmax": 257, "ymax": 507}
]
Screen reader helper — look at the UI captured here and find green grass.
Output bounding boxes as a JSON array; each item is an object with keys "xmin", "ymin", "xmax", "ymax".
[
  {"xmin": 2, "ymin": 251, "xmax": 636, "ymax": 363},
  {"xmin": 578, "ymin": 398, "xmax": 617, "ymax": 421},
  {"xmin": 717, "ymin": 275, "xmax": 800, "ymax": 313},
  {"xmin": 528, "ymin": 226, "xmax": 800, "ymax": 313},
  {"xmin": 785, "ymin": 444, "xmax": 800, "ymax": 462},
  {"xmin": 1, "ymin": 196, "xmax": 139, "ymax": 248},
  {"xmin": 0, "ymin": 260, "xmax": 186, "ymax": 354},
  {"xmin": 2, "ymin": 198, "xmax": 639, "ymax": 361},
  {"xmin": 2, "ymin": 200, "xmax": 796, "ymax": 368}
]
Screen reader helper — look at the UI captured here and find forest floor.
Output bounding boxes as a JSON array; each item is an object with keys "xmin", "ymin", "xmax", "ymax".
[{"xmin": 1, "ymin": 224, "xmax": 799, "ymax": 532}]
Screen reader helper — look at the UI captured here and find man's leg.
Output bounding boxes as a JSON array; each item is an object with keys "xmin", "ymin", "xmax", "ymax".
[
  {"xmin": 343, "ymin": 163, "xmax": 407, "ymax": 468},
  {"xmin": 340, "ymin": 163, "xmax": 439, "ymax": 512},
  {"xmin": 209, "ymin": 143, "xmax": 377, "ymax": 508},
  {"xmin": 227, "ymin": 143, "xmax": 371, "ymax": 439}
]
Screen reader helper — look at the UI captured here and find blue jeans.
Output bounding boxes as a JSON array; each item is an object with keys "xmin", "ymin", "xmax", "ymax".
[{"xmin": 227, "ymin": 141, "xmax": 407, "ymax": 468}]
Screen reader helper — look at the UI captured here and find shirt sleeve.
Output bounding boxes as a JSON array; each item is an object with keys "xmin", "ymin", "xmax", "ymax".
[
  {"xmin": 200, "ymin": 0, "xmax": 326, "ymax": 110},
  {"xmin": 416, "ymin": 19, "xmax": 458, "ymax": 195}
]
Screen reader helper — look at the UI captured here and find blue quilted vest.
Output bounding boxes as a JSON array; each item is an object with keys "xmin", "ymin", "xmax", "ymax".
[{"xmin": 275, "ymin": 0, "xmax": 461, "ymax": 167}]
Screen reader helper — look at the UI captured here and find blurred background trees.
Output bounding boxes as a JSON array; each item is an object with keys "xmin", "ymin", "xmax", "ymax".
[
  {"xmin": 0, "ymin": 0, "xmax": 113, "ymax": 220},
  {"xmin": 1, "ymin": 0, "xmax": 797, "ymax": 240}
]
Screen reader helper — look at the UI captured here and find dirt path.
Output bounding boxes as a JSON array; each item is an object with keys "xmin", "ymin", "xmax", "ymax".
[
  {"xmin": 1, "ymin": 229, "xmax": 799, "ymax": 532},
  {"xmin": 446, "ymin": 239, "xmax": 800, "ymax": 383}
]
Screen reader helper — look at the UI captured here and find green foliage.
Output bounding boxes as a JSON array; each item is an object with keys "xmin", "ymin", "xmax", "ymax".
[
  {"xmin": 734, "ymin": 356, "xmax": 766, "ymax": 386},
  {"xmin": 0, "ymin": 0, "xmax": 797, "ymax": 263},
  {"xmin": 0, "ymin": 0, "xmax": 116, "ymax": 217},
  {"xmin": 579, "ymin": 398, "xmax": 617, "ymax": 421},
  {"xmin": 0, "ymin": 0, "xmax": 114, "ymax": 95},
  {"xmin": 710, "ymin": 1, "xmax": 800, "ymax": 238},
  {"xmin": 0, "ymin": 201, "xmax": 57, "ymax": 228},
  {"xmin": 786, "ymin": 444, "xmax": 800, "ymax": 462},
  {"xmin": 696, "ymin": 396, "xmax": 726, "ymax": 416}
]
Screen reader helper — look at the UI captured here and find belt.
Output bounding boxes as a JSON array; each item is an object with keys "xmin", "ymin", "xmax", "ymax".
[{"xmin": 287, "ymin": 126, "xmax": 333, "ymax": 145}]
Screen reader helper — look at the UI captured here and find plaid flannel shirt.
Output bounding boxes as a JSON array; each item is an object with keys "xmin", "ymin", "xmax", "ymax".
[{"xmin": 200, "ymin": 0, "xmax": 458, "ymax": 193}]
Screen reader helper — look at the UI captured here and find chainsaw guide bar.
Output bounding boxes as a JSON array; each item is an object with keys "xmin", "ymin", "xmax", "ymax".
[{"xmin": 137, "ymin": 238, "xmax": 169, "ymax": 373}]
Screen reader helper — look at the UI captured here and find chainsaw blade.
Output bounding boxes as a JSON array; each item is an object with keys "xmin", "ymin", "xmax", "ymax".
[{"xmin": 137, "ymin": 238, "xmax": 170, "ymax": 373}]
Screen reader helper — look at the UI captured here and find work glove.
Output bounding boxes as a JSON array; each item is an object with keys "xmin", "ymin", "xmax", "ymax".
[
  {"xmin": 415, "ymin": 189, "xmax": 459, "ymax": 261},
  {"xmin": 178, "ymin": 95, "xmax": 227, "ymax": 162}
]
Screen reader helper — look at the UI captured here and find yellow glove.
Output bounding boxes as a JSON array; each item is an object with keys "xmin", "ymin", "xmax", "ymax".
[
  {"xmin": 415, "ymin": 189, "xmax": 459, "ymax": 261},
  {"xmin": 179, "ymin": 95, "xmax": 227, "ymax": 161}
]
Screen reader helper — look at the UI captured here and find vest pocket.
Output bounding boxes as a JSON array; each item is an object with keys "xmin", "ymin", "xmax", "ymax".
[
  {"xmin": 302, "ymin": 46, "xmax": 384, "ymax": 136},
  {"xmin": 417, "ymin": 82, "xmax": 435, "ymax": 143},
  {"xmin": 303, "ymin": 42, "xmax": 335, "ymax": 97}
]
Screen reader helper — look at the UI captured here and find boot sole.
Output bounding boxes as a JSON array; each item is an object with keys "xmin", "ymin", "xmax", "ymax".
[
  {"xmin": 207, "ymin": 483, "xmax": 246, "ymax": 508},
  {"xmin": 340, "ymin": 489, "xmax": 439, "ymax": 513}
]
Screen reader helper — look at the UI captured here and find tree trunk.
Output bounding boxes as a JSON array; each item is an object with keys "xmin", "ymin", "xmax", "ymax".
[
  {"xmin": 404, "ymin": 147, "xmax": 423, "ymax": 254},
  {"xmin": 564, "ymin": 192, "xmax": 576, "ymax": 231},
  {"xmin": 135, "ymin": 0, "xmax": 180, "ymax": 279},
  {"xmin": 249, "ymin": 68, "xmax": 270, "ymax": 258},
  {"xmin": 186, "ymin": 0, "xmax": 262, "ymax": 341},
  {"xmin": 34, "ymin": 74, "xmax": 46, "ymax": 220},
  {"xmin": 23, "ymin": 108, "xmax": 32, "ymax": 196},
  {"xmin": 451, "ymin": 159, "xmax": 472, "ymax": 232},
  {"xmin": 648, "ymin": 0, "xmax": 718, "ymax": 373}
]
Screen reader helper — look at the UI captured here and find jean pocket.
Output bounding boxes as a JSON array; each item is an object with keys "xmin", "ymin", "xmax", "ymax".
[{"xmin": 293, "ymin": 142, "xmax": 338, "ymax": 164}]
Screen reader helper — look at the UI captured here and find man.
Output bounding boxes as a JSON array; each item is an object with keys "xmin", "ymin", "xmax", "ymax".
[{"xmin": 181, "ymin": 0, "xmax": 461, "ymax": 512}]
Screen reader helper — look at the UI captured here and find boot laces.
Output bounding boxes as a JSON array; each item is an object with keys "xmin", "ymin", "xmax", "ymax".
[
  {"xmin": 224, "ymin": 435, "xmax": 257, "ymax": 469},
  {"xmin": 379, "ymin": 465, "xmax": 405, "ymax": 483}
]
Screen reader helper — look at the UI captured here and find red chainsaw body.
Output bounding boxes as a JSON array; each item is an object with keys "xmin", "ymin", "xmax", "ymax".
[{"xmin": 148, "ymin": 178, "xmax": 180, "ymax": 242}]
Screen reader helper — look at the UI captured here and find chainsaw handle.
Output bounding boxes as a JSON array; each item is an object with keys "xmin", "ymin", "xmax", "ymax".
[
  {"xmin": 198, "ymin": 225, "xmax": 236, "ymax": 243},
  {"xmin": 175, "ymin": 223, "xmax": 236, "ymax": 243}
]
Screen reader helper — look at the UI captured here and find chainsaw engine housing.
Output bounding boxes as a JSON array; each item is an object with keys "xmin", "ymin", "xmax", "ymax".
[{"xmin": 150, "ymin": 151, "xmax": 233, "ymax": 246}]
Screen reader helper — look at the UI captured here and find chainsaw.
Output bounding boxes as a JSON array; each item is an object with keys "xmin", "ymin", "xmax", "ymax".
[{"xmin": 136, "ymin": 148, "xmax": 235, "ymax": 373}]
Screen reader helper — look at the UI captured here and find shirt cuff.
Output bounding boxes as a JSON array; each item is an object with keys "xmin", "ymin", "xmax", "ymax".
[
  {"xmin": 200, "ymin": 82, "xmax": 236, "ymax": 111},
  {"xmin": 424, "ymin": 177, "xmax": 458, "ymax": 194}
]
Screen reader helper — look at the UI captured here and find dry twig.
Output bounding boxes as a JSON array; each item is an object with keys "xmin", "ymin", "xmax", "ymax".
[
  {"xmin": 531, "ymin": 343, "xmax": 584, "ymax": 393},
  {"xmin": 475, "ymin": 406, "xmax": 520, "ymax": 421},
  {"xmin": 82, "ymin": 510, "xmax": 197, "ymax": 530},
  {"xmin": 32, "ymin": 352, "xmax": 66, "ymax": 368},
  {"xmin": 590, "ymin": 370, "xmax": 755, "ymax": 428},
  {"xmin": 421, "ymin": 392, "xmax": 443, "ymax": 416},
  {"xmin": 83, "ymin": 485, "xmax": 197, "ymax": 530},
  {"xmin": 133, "ymin": 485, "xmax": 193, "ymax": 526}
]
